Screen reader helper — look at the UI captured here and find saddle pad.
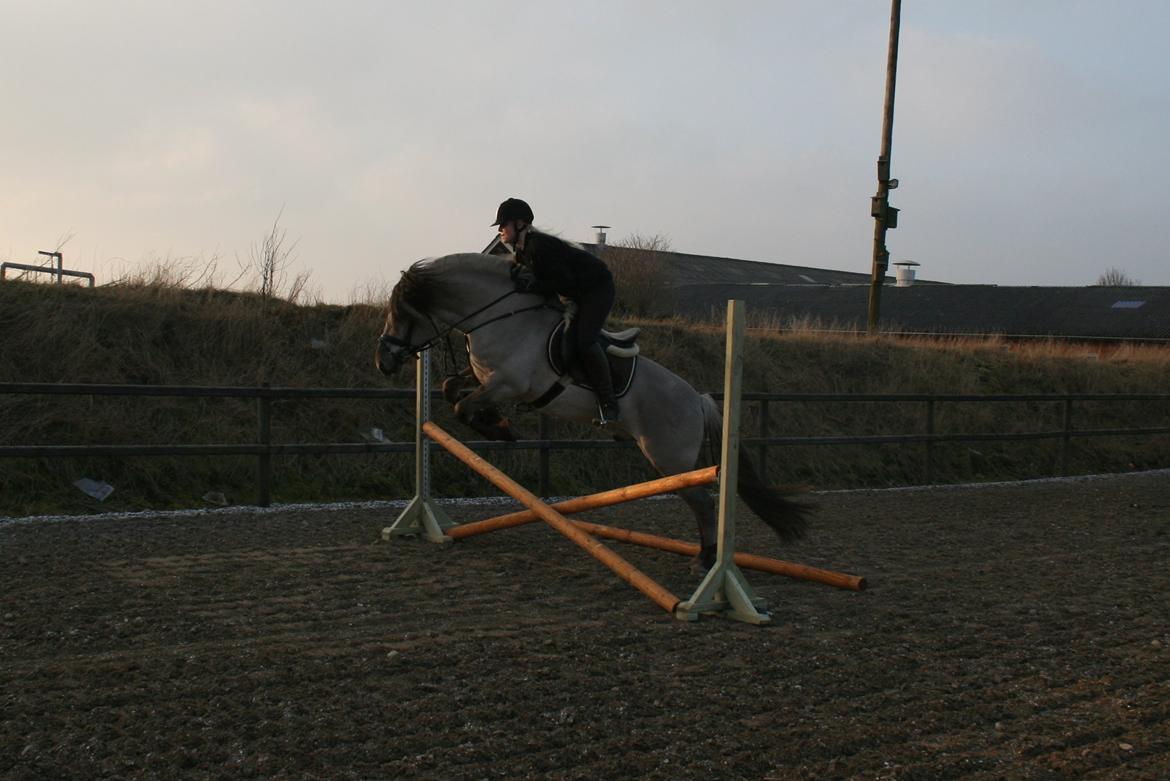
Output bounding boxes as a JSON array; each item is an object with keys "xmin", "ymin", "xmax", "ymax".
[{"xmin": 546, "ymin": 320, "xmax": 637, "ymax": 398}]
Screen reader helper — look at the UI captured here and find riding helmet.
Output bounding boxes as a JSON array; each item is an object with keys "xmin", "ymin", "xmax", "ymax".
[{"xmin": 492, "ymin": 198, "xmax": 534, "ymax": 226}]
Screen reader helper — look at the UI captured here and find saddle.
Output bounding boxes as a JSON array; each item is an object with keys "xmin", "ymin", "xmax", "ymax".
[{"xmin": 546, "ymin": 319, "xmax": 639, "ymax": 397}]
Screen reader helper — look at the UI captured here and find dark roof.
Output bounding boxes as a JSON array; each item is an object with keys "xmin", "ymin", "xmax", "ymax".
[
  {"xmin": 673, "ymin": 284, "xmax": 1170, "ymax": 340},
  {"xmin": 582, "ymin": 243, "xmax": 892, "ymax": 286},
  {"xmin": 482, "ymin": 235, "xmax": 938, "ymax": 287},
  {"xmin": 482, "ymin": 235, "xmax": 1166, "ymax": 340}
]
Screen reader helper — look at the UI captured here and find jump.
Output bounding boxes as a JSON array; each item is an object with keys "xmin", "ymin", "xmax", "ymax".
[{"xmin": 375, "ymin": 251, "xmax": 811, "ymax": 569}]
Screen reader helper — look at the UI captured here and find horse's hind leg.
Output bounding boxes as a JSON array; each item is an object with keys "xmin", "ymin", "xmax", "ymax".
[
  {"xmin": 635, "ymin": 426, "xmax": 718, "ymax": 570},
  {"xmin": 677, "ymin": 485, "xmax": 718, "ymax": 571}
]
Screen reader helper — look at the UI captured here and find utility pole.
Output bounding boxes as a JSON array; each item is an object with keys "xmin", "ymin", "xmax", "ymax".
[{"xmin": 867, "ymin": 0, "xmax": 902, "ymax": 333}]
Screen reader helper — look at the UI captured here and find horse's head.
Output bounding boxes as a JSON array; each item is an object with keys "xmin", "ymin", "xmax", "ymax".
[
  {"xmin": 374, "ymin": 318, "xmax": 411, "ymax": 376},
  {"xmin": 375, "ymin": 262, "xmax": 440, "ymax": 376},
  {"xmin": 375, "ymin": 253, "xmax": 518, "ymax": 376}
]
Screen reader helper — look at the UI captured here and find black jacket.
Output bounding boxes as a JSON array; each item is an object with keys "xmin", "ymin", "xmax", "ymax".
[{"xmin": 514, "ymin": 230, "xmax": 612, "ymax": 298}]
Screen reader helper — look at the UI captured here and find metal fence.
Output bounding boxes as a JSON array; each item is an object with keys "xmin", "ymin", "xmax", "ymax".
[
  {"xmin": 730, "ymin": 391, "xmax": 1170, "ymax": 485},
  {"xmin": 2, "ymin": 382, "xmax": 1169, "ymax": 506},
  {"xmin": 1, "ymin": 260, "xmax": 95, "ymax": 287}
]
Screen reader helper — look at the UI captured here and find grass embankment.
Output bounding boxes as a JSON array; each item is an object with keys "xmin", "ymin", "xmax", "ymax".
[{"xmin": 1, "ymin": 279, "xmax": 1168, "ymax": 517}]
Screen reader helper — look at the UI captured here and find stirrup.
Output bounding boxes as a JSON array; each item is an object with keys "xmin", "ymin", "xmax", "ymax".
[{"xmin": 593, "ymin": 400, "xmax": 620, "ymax": 427}]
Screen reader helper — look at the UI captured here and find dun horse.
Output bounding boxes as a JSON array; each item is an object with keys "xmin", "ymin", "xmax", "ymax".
[{"xmin": 376, "ymin": 253, "xmax": 809, "ymax": 568}]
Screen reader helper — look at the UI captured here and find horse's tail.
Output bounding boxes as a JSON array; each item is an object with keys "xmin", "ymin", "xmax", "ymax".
[{"xmin": 701, "ymin": 393, "xmax": 812, "ymax": 543}]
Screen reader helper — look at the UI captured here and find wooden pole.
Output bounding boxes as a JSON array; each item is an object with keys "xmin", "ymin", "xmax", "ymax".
[
  {"xmin": 256, "ymin": 383, "xmax": 272, "ymax": 507},
  {"xmin": 423, "ymin": 421, "xmax": 681, "ymax": 614},
  {"xmin": 569, "ymin": 520, "xmax": 866, "ymax": 592},
  {"xmin": 447, "ymin": 465, "xmax": 719, "ymax": 540},
  {"xmin": 867, "ymin": 0, "xmax": 902, "ymax": 333},
  {"xmin": 448, "ymin": 469, "xmax": 864, "ymax": 591},
  {"xmin": 676, "ymin": 300, "xmax": 772, "ymax": 623}
]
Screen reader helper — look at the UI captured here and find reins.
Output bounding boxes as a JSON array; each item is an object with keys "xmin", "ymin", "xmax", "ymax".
[{"xmin": 380, "ymin": 287, "xmax": 552, "ymax": 372}]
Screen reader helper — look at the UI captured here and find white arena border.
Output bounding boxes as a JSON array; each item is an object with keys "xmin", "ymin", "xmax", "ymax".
[
  {"xmin": 823, "ymin": 466, "xmax": 1170, "ymax": 495},
  {"xmin": 3, "ymin": 467, "xmax": 1169, "ymax": 531}
]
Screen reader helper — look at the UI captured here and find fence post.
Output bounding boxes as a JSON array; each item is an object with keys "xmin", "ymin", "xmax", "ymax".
[
  {"xmin": 758, "ymin": 399, "xmax": 770, "ymax": 479},
  {"xmin": 538, "ymin": 415, "xmax": 551, "ymax": 497},
  {"xmin": 257, "ymin": 383, "xmax": 272, "ymax": 507},
  {"xmin": 1060, "ymin": 397, "xmax": 1073, "ymax": 476},
  {"xmin": 925, "ymin": 398, "xmax": 935, "ymax": 484}
]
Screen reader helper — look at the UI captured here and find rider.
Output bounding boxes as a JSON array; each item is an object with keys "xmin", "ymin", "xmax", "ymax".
[{"xmin": 492, "ymin": 197, "xmax": 620, "ymax": 425}]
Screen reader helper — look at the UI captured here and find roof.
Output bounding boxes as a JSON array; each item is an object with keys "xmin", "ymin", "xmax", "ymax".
[
  {"xmin": 673, "ymin": 283, "xmax": 1170, "ymax": 341},
  {"xmin": 482, "ymin": 234, "xmax": 1167, "ymax": 340},
  {"xmin": 482, "ymin": 235, "xmax": 931, "ymax": 287},
  {"xmin": 583, "ymin": 243, "xmax": 893, "ymax": 286}
]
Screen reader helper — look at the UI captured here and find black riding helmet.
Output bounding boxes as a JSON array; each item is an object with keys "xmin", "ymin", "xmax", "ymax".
[{"xmin": 491, "ymin": 198, "xmax": 534, "ymax": 226}]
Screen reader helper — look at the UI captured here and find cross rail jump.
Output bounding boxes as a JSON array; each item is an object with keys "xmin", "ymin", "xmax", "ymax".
[{"xmin": 380, "ymin": 293, "xmax": 864, "ymax": 623}]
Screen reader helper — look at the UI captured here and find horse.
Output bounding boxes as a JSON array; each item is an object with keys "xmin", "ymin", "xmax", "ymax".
[{"xmin": 375, "ymin": 252, "xmax": 809, "ymax": 568}]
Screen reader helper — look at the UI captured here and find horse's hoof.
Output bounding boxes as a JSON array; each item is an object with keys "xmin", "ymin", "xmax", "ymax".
[
  {"xmin": 688, "ymin": 557, "xmax": 710, "ymax": 577},
  {"xmin": 494, "ymin": 418, "xmax": 519, "ymax": 442}
]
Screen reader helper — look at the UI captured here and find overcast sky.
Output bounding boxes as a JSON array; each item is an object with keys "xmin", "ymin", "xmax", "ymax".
[{"xmin": 3, "ymin": 2, "xmax": 1168, "ymax": 301}]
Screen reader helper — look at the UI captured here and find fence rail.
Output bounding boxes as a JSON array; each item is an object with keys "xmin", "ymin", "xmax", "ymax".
[
  {"xmin": 2, "ymin": 382, "xmax": 1169, "ymax": 505},
  {"xmin": 0, "ymin": 262, "xmax": 95, "ymax": 287}
]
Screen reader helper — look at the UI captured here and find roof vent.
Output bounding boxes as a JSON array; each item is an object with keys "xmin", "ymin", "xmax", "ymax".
[{"xmin": 893, "ymin": 260, "xmax": 920, "ymax": 287}]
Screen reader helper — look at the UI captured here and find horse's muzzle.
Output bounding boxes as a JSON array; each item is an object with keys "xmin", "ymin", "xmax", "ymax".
[{"xmin": 375, "ymin": 341, "xmax": 405, "ymax": 376}]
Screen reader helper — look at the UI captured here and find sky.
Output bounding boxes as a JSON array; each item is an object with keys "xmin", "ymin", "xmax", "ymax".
[{"xmin": 2, "ymin": 1, "xmax": 1168, "ymax": 302}]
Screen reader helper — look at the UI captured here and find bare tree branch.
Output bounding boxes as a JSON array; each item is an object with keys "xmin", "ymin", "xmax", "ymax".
[
  {"xmin": 1096, "ymin": 268, "xmax": 1141, "ymax": 286},
  {"xmin": 608, "ymin": 232, "xmax": 674, "ymax": 317}
]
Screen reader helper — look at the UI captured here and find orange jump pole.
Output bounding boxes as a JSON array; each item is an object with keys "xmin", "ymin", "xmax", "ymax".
[
  {"xmin": 423, "ymin": 421, "xmax": 680, "ymax": 614},
  {"xmin": 447, "ymin": 465, "xmax": 719, "ymax": 540},
  {"xmin": 449, "ymin": 470, "xmax": 863, "ymax": 591},
  {"xmin": 567, "ymin": 521, "xmax": 866, "ymax": 592}
]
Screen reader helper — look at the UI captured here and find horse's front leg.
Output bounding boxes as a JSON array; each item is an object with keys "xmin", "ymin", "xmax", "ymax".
[
  {"xmin": 441, "ymin": 366, "xmax": 479, "ymax": 405},
  {"xmin": 451, "ymin": 380, "xmax": 522, "ymax": 442}
]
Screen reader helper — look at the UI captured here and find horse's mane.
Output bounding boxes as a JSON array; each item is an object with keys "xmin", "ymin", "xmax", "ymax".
[
  {"xmin": 387, "ymin": 260, "xmax": 436, "ymax": 323},
  {"xmin": 529, "ymin": 227, "xmax": 588, "ymax": 253},
  {"xmin": 388, "ymin": 253, "xmax": 510, "ymax": 323}
]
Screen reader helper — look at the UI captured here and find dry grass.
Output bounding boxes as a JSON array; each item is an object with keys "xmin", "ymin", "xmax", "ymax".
[{"xmin": 1, "ymin": 275, "xmax": 1168, "ymax": 516}]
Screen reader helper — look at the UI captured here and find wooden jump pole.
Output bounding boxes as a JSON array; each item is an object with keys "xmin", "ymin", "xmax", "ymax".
[
  {"xmin": 564, "ymin": 521, "xmax": 864, "ymax": 591},
  {"xmin": 448, "ymin": 469, "xmax": 864, "ymax": 591},
  {"xmin": 423, "ymin": 421, "xmax": 681, "ymax": 614},
  {"xmin": 446, "ymin": 465, "xmax": 719, "ymax": 540}
]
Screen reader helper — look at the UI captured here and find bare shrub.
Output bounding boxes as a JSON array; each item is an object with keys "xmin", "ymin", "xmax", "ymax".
[
  {"xmin": 106, "ymin": 253, "xmax": 225, "ymax": 291},
  {"xmin": 607, "ymin": 233, "xmax": 675, "ymax": 317},
  {"xmin": 348, "ymin": 276, "xmax": 397, "ymax": 307},
  {"xmin": 242, "ymin": 209, "xmax": 311, "ymax": 302},
  {"xmin": 1096, "ymin": 268, "xmax": 1141, "ymax": 286}
]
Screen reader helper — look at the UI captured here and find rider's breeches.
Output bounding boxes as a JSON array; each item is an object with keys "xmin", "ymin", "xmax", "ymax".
[{"xmin": 569, "ymin": 276, "xmax": 615, "ymax": 356}]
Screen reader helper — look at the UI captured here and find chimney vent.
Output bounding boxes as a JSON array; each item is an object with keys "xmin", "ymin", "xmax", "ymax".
[
  {"xmin": 893, "ymin": 260, "xmax": 920, "ymax": 287},
  {"xmin": 591, "ymin": 225, "xmax": 610, "ymax": 259}
]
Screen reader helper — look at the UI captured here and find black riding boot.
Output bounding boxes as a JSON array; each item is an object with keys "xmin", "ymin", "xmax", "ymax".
[{"xmin": 581, "ymin": 341, "xmax": 620, "ymax": 424}]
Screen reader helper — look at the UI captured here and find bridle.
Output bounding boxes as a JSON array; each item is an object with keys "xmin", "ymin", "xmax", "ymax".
[{"xmin": 378, "ymin": 287, "xmax": 550, "ymax": 370}]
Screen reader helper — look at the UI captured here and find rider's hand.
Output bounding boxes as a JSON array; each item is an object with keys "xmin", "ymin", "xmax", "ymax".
[{"xmin": 511, "ymin": 266, "xmax": 538, "ymax": 293}]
